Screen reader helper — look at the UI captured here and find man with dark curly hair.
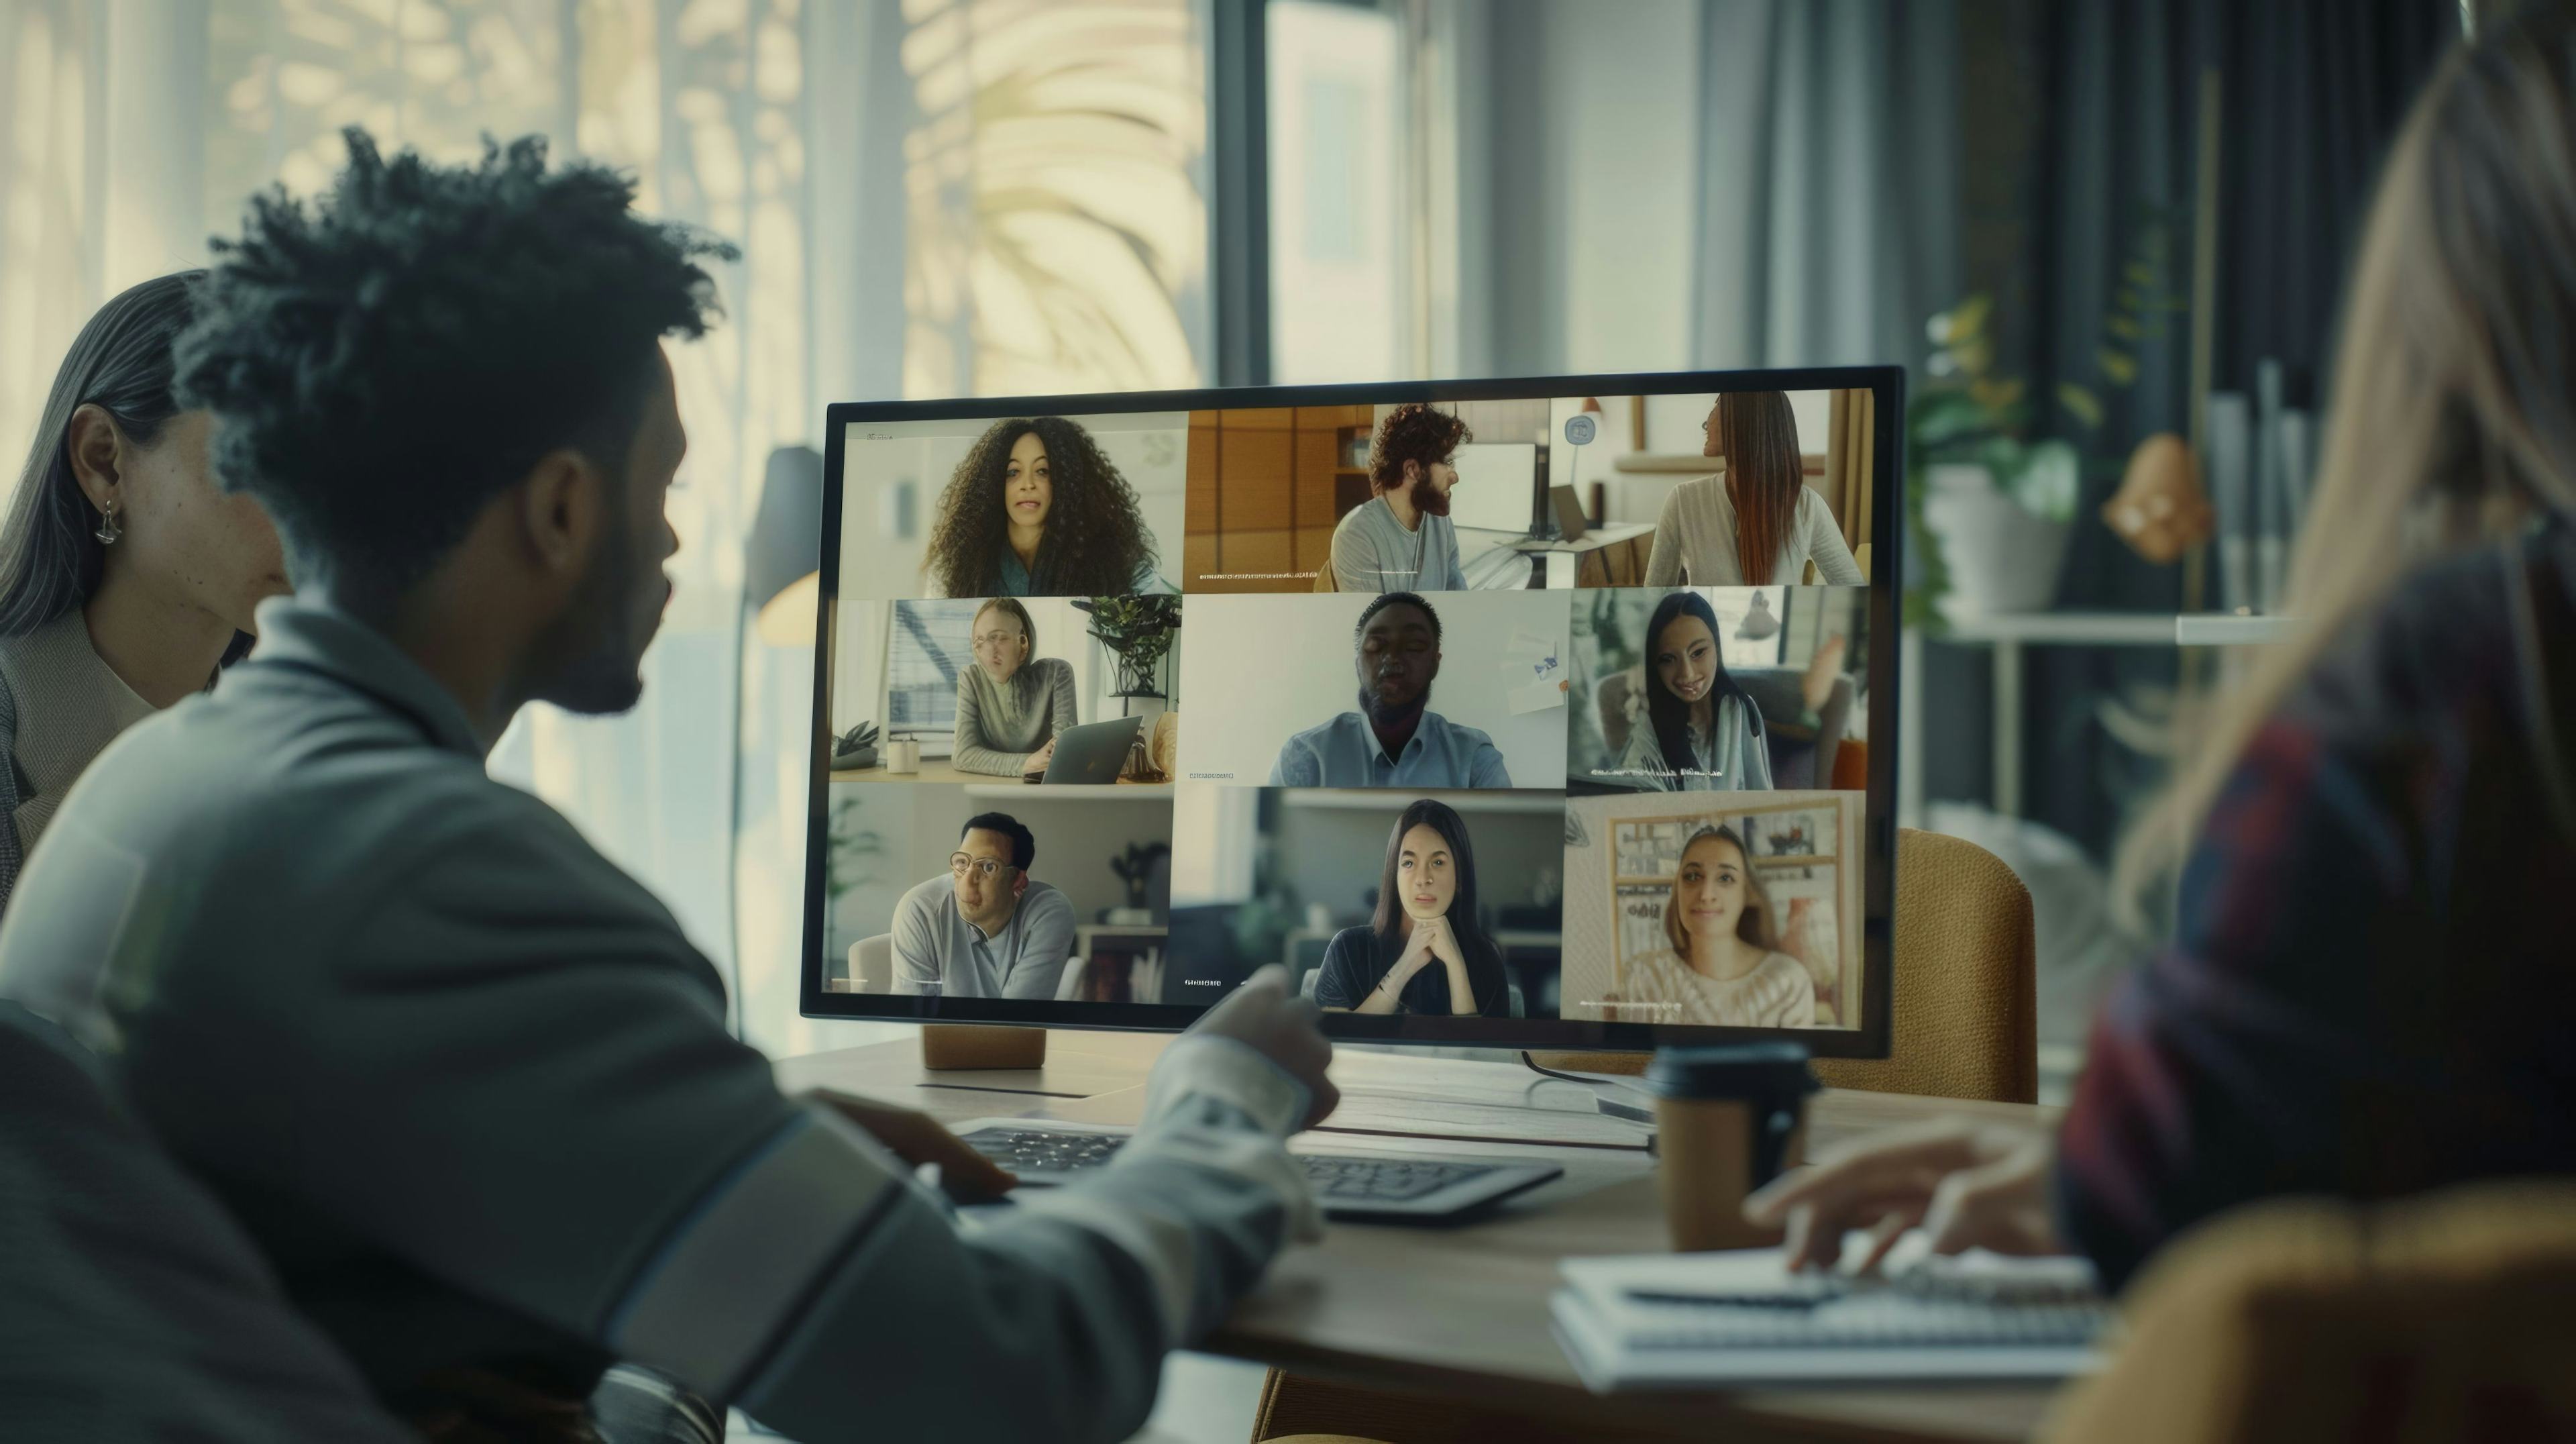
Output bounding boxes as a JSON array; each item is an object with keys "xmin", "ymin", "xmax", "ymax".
[
  {"xmin": 1328, "ymin": 401, "xmax": 1470, "ymax": 592},
  {"xmin": 1269, "ymin": 591, "xmax": 1511, "ymax": 788},
  {"xmin": 0, "ymin": 130, "xmax": 1338, "ymax": 1444}
]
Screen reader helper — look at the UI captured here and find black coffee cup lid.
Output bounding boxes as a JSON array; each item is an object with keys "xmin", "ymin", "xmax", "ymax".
[{"xmin": 1644, "ymin": 1041, "xmax": 1819, "ymax": 1100}]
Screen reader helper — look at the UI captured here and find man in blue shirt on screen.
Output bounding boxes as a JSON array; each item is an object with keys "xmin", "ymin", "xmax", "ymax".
[{"xmin": 1268, "ymin": 592, "xmax": 1513, "ymax": 789}]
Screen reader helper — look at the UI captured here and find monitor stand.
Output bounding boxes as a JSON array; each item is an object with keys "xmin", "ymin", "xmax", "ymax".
[{"xmin": 921, "ymin": 1025, "xmax": 1046, "ymax": 1070}]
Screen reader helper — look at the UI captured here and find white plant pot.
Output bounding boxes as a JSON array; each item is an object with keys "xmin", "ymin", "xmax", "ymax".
[{"xmin": 1922, "ymin": 464, "xmax": 2074, "ymax": 619}]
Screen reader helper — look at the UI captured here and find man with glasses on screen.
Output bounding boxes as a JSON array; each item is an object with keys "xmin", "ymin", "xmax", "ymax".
[
  {"xmin": 1269, "ymin": 592, "xmax": 1513, "ymax": 788},
  {"xmin": 892, "ymin": 812, "xmax": 1077, "ymax": 1000}
]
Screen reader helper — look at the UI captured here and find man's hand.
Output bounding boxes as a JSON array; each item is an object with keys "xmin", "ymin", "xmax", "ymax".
[
  {"xmin": 805, "ymin": 1091, "xmax": 1019, "ymax": 1201},
  {"xmin": 1183, "ymin": 964, "xmax": 1338, "ymax": 1129},
  {"xmin": 1741, "ymin": 1119, "xmax": 2061, "ymax": 1272}
]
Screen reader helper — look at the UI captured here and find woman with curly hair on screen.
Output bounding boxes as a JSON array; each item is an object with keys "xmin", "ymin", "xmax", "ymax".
[{"xmin": 921, "ymin": 416, "xmax": 1169, "ymax": 598}]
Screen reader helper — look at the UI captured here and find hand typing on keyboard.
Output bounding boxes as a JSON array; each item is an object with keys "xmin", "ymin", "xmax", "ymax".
[{"xmin": 1742, "ymin": 1119, "xmax": 2062, "ymax": 1274}]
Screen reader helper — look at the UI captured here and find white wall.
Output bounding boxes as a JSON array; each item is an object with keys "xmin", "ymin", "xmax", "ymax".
[
  {"xmin": 1174, "ymin": 591, "xmax": 1571, "ymax": 786},
  {"xmin": 838, "ymin": 412, "xmax": 1190, "ymax": 599}
]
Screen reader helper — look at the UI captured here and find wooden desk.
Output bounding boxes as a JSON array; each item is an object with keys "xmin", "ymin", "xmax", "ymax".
[{"xmin": 776, "ymin": 1034, "xmax": 2064, "ymax": 1442}]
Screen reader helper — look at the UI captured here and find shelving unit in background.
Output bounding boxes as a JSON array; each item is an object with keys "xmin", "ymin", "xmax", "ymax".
[{"xmin": 1898, "ymin": 611, "xmax": 2296, "ymax": 825}]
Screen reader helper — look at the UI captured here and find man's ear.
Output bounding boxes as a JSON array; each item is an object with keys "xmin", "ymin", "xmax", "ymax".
[
  {"xmin": 515, "ymin": 447, "xmax": 608, "ymax": 578},
  {"xmin": 1013, "ymin": 871, "xmax": 1030, "ymax": 900},
  {"xmin": 64, "ymin": 404, "xmax": 125, "ymax": 513},
  {"xmin": 1401, "ymin": 458, "xmax": 1421, "ymax": 488}
]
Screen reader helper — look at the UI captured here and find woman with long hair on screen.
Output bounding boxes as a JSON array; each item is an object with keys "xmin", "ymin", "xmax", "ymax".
[
  {"xmin": 1607, "ymin": 825, "xmax": 1813, "ymax": 1029},
  {"xmin": 1613, "ymin": 590, "xmax": 1772, "ymax": 791},
  {"xmin": 1745, "ymin": 9, "xmax": 2576, "ymax": 1296},
  {"xmin": 921, "ymin": 415, "xmax": 1169, "ymax": 598},
  {"xmin": 0, "ymin": 272, "xmax": 288, "ymax": 917},
  {"xmin": 950, "ymin": 597, "xmax": 1078, "ymax": 777},
  {"xmin": 1642, "ymin": 391, "xmax": 1862, "ymax": 587},
  {"xmin": 1313, "ymin": 798, "xmax": 1511, "ymax": 1017}
]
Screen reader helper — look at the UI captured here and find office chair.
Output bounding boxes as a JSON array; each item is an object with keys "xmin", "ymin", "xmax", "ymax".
[
  {"xmin": 2041, "ymin": 1181, "xmax": 2576, "ymax": 1443},
  {"xmin": 1250, "ymin": 827, "xmax": 2038, "ymax": 1444}
]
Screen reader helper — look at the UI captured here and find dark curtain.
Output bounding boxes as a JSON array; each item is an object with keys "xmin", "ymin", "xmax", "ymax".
[{"xmin": 2011, "ymin": 0, "xmax": 2457, "ymax": 857}]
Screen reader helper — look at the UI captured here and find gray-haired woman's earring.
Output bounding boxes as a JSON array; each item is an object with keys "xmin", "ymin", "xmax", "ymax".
[{"xmin": 94, "ymin": 501, "xmax": 122, "ymax": 546}]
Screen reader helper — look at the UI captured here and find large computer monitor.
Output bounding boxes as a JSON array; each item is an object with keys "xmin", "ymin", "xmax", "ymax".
[{"xmin": 800, "ymin": 368, "xmax": 1902, "ymax": 1058}]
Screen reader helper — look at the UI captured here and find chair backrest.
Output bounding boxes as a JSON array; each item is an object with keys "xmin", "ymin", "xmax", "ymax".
[
  {"xmin": 1053, "ymin": 953, "xmax": 1087, "ymax": 1002},
  {"xmin": 1597, "ymin": 667, "xmax": 1638, "ymax": 756},
  {"xmin": 1529, "ymin": 828, "xmax": 2038, "ymax": 1104},
  {"xmin": 1149, "ymin": 711, "xmax": 1181, "ymax": 778},
  {"xmin": 1311, "ymin": 562, "xmax": 1338, "ymax": 592},
  {"xmin": 850, "ymin": 932, "xmax": 894, "ymax": 993},
  {"xmin": 2041, "ymin": 1182, "xmax": 2576, "ymax": 1443}
]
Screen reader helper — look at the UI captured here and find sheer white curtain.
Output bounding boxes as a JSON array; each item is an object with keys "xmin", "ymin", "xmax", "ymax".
[{"xmin": 0, "ymin": 0, "xmax": 1212, "ymax": 1061}]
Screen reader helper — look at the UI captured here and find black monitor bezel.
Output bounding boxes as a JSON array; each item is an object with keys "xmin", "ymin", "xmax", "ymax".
[{"xmin": 802, "ymin": 366, "xmax": 1902, "ymax": 1059}]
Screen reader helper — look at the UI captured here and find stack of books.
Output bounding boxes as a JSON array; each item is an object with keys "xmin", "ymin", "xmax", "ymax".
[{"xmin": 1550, "ymin": 1247, "xmax": 2113, "ymax": 1390}]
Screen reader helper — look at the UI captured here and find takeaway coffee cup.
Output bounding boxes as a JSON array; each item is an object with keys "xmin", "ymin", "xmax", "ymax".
[
  {"xmin": 1645, "ymin": 1042, "xmax": 1818, "ymax": 1252},
  {"xmin": 885, "ymin": 738, "xmax": 920, "ymax": 774}
]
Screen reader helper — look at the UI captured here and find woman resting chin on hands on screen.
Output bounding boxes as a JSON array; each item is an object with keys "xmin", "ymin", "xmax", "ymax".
[{"xmin": 1315, "ymin": 799, "xmax": 1508, "ymax": 1018}]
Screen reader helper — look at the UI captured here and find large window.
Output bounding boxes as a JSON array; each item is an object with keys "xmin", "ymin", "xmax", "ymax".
[
  {"xmin": 884, "ymin": 600, "xmax": 978, "ymax": 745},
  {"xmin": 1265, "ymin": 0, "xmax": 1409, "ymax": 383},
  {"xmin": 898, "ymin": 0, "xmax": 1212, "ymax": 398}
]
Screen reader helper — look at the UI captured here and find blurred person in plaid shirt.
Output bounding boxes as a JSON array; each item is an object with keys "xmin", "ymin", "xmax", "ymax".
[{"xmin": 1742, "ymin": 7, "xmax": 2576, "ymax": 1292}]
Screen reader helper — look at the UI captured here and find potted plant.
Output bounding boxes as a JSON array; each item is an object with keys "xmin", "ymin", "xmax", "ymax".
[
  {"xmin": 1077, "ymin": 593, "xmax": 1183, "ymax": 699},
  {"xmin": 1104, "ymin": 839, "xmax": 1169, "ymax": 925},
  {"xmin": 1908, "ymin": 219, "xmax": 2187, "ymax": 626}
]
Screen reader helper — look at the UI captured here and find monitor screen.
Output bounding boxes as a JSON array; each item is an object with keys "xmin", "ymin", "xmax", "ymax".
[{"xmin": 802, "ymin": 370, "xmax": 1900, "ymax": 1057}]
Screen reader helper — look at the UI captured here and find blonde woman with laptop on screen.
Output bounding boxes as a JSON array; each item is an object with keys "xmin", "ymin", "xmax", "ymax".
[
  {"xmin": 1644, "ymin": 391, "xmax": 1864, "ymax": 586},
  {"xmin": 951, "ymin": 597, "xmax": 1077, "ymax": 777}
]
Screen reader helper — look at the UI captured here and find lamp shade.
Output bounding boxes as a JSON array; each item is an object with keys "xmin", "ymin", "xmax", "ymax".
[{"xmin": 746, "ymin": 444, "xmax": 823, "ymax": 646}]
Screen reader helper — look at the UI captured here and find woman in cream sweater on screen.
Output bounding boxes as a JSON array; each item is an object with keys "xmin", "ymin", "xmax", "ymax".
[
  {"xmin": 1608, "ymin": 825, "xmax": 1815, "ymax": 1028},
  {"xmin": 1643, "ymin": 391, "xmax": 1863, "ymax": 586}
]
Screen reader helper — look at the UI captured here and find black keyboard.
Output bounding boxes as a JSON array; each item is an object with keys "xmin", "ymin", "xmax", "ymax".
[{"xmin": 962, "ymin": 1126, "xmax": 1496, "ymax": 1202}]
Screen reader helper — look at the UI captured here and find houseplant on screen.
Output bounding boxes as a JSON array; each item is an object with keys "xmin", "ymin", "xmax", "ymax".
[{"xmin": 1077, "ymin": 593, "xmax": 1183, "ymax": 700}]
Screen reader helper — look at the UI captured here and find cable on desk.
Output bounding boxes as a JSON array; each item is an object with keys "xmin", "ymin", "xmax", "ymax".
[{"xmin": 1520, "ymin": 1051, "xmax": 1604, "ymax": 1087}]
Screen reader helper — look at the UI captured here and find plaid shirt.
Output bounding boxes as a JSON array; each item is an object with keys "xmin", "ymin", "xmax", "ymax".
[{"xmin": 2056, "ymin": 524, "xmax": 2576, "ymax": 1292}]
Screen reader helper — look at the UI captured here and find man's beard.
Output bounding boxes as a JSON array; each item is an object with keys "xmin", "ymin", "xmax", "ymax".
[
  {"xmin": 539, "ymin": 526, "xmax": 651, "ymax": 717},
  {"xmin": 1409, "ymin": 476, "xmax": 1452, "ymax": 517},
  {"xmin": 1358, "ymin": 682, "xmax": 1427, "ymax": 731}
]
